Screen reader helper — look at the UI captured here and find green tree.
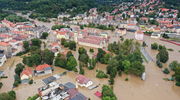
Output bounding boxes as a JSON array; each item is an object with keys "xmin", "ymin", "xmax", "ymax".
[
  {"xmin": 31, "ymin": 54, "xmax": 41, "ymax": 66},
  {"xmin": 108, "ymin": 76, "xmax": 114, "ymax": 85},
  {"xmin": 0, "ymin": 91, "xmax": 16, "ymax": 100},
  {"xmin": 41, "ymin": 32, "xmax": 49, "ymax": 39},
  {"xmin": 129, "ymin": 61, "xmax": 145, "ymax": 76},
  {"xmin": 101, "ymin": 53, "xmax": 111, "ymax": 64},
  {"xmin": 54, "ymin": 54, "xmax": 67, "ymax": 68},
  {"xmin": 80, "ymin": 25, "xmax": 84, "ymax": 29},
  {"xmin": 41, "ymin": 49, "xmax": 54, "ymax": 65},
  {"xmin": 0, "ymin": 82, "xmax": 3, "ymax": 89},
  {"xmin": 23, "ymin": 41, "xmax": 29, "ymax": 52},
  {"xmin": 6, "ymin": 14, "xmax": 28, "ymax": 22},
  {"xmin": 8, "ymin": 91, "xmax": 16, "ymax": 99},
  {"xmin": 68, "ymin": 41, "xmax": 76, "ymax": 50},
  {"xmin": 61, "ymin": 38, "xmax": 66, "ymax": 45},
  {"xmin": 31, "ymin": 38, "xmax": 42, "ymax": 47},
  {"xmin": 163, "ymin": 68, "xmax": 170, "ymax": 74},
  {"xmin": 89, "ymin": 48, "xmax": 94, "ymax": 53},
  {"xmin": 51, "ymin": 25, "xmax": 69, "ymax": 30},
  {"xmin": 13, "ymin": 74, "xmax": 21, "ymax": 87},
  {"xmin": 96, "ymin": 70, "xmax": 108, "ymax": 78},
  {"xmin": 169, "ymin": 61, "xmax": 180, "ymax": 71},
  {"xmin": 156, "ymin": 59, "xmax": 163, "ymax": 68},
  {"xmin": 27, "ymin": 94, "xmax": 39, "ymax": 100},
  {"xmin": 88, "ymin": 58, "xmax": 96, "ymax": 70},
  {"xmin": 79, "ymin": 62, "xmax": 85, "ymax": 75},
  {"xmin": 66, "ymin": 51, "xmax": 73, "ymax": 59},
  {"xmin": 107, "ymin": 58, "xmax": 118, "ymax": 78},
  {"xmin": 174, "ymin": 67, "xmax": 180, "ymax": 86},
  {"xmin": 158, "ymin": 45, "xmax": 166, "ymax": 51},
  {"xmin": 151, "ymin": 43, "xmax": 158, "ymax": 50},
  {"xmin": 156, "ymin": 49, "xmax": 169, "ymax": 63},
  {"xmin": 15, "ymin": 63, "xmax": 25, "ymax": 76},
  {"xmin": 66, "ymin": 56, "xmax": 77, "ymax": 71},
  {"xmin": 122, "ymin": 60, "xmax": 131, "ymax": 74},
  {"xmin": 78, "ymin": 47, "xmax": 87, "ymax": 54},
  {"xmin": 79, "ymin": 53, "xmax": 89, "ymax": 65},
  {"xmin": 97, "ymin": 48, "xmax": 106, "ymax": 63},
  {"xmin": 102, "ymin": 85, "xmax": 117, "ymax": 100}
]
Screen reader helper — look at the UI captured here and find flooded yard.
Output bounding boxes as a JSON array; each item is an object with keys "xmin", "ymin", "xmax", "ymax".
[{"xmin": 0, "ymin": 32, "xmax": 180, "ymax": 100}]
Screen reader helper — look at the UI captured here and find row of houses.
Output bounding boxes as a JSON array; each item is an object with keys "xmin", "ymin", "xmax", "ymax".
[
  {"xmin": 20, "ymin": 64, "xmax": 52, "ymax": 83},
  {"xmin": 38, "ymin": 82, "xmax": 87, "ymax": 100},
  {"xmin": 0, "ymin": 19, "xmax": 50, "ymax": 66}
]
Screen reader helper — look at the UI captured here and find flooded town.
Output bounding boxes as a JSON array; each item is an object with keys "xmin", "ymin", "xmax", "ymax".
[{"xmin": 0, "ymin": 0, "xmax": 180, "ymax": 100}]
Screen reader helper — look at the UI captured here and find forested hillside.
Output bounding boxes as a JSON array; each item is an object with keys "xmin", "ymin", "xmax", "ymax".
[
  {"xmin": 162, "ymin": 0, "xmax": 180, "ymax": 17},
  {"xmin": 0, "ymin": 0, "xmax": 125, "ymax": 18}
]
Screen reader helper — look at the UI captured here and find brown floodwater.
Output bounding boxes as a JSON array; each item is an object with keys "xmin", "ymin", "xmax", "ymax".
[{"xmin": 1, "ymin": 32, "xmax": 180, "ymax": 100}]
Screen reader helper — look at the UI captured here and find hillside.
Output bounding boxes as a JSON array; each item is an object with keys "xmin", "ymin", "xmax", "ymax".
[
  {"xmin": 162, "ymin": 0, "xmax": 180, "ymax": 17},
  {"xmin": 0, "ymin": 0, "xmax": 126, "ymax": 18}
]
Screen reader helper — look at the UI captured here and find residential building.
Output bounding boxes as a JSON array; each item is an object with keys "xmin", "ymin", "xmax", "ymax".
[
  {"xmin": 0, "ymin": 53, "xmax": 6, "ymax": 67},
  {"xmin": 20, "ymin": 67, "xmax": 33, "ymax": 84},
  {"xmin": 135, "ymin": 30, "xmax": 144, "ymax": 40},
  {"xmin": 76, "ymin": 75, "xmax": 93, "ymax": 88},
  {"xmin": 151, "ymin": 32, "xmax": 161, "ymax": 38},
  {"xmin": 0, "ymin": 42, "xmax": 12, "ymax": 57},
  {"xmin": 115, "ymin": 28, "xmax": 127, "ymax": 36},
  {"xmin": 38, "ymin": 82, "xmax": 87, "ymax": 100},
  {"xmin": 0, "ymin": 71, "xmax": 4, "ymax": 77},
  {"xmin": 35, "ymin": 64, "xmax": 52, "ymax": 76}
]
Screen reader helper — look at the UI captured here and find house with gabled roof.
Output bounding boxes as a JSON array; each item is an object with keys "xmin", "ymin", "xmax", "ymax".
[
  {"xmin": 35, "ymin": 64, "xmax": 52, "ymax": 76},
  {"xmin": 135, "ymin": 30, "xmax": 144, "ymax": 40},
  {"xmin": 20, "ymin": 67, "xmax": 33, "ymax": 83},
  {"xmin": 76, "ymin": 75, "xmax": 93, "ymax": 88}
]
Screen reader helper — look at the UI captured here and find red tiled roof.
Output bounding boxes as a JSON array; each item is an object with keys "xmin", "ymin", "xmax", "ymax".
[
  {"xmin": 1, "ymin": 19, "xmax": 16, "ymax": 27},
  {"xmin": 9, "ymin": 39, "xmax": 17, "ymax": 42},
  {"xmin": 51, "ymin": 42, "xmax": 59, "ymax": 47},
  {"xmin": 136, "ymin": 30, "xmax": 144, "ymax": 34},
  {"xmin": 0, "ymin": 42, "xmax": 10, "ymax": 46},
  {"xmin": 158, "ymin": 20, "xmax": 171, "ymax": 24},
  {"xmin": 35, "ymin": 64, "xmax": 51, "ymax": 71},
  {"xmin": 76, "ymin": 75, "xmax": 90, "ymax": 84},
  {"xmin": 55, "ymin": 30, "xmax": 66, "ymax": 35},
  {"xmin": 0, "ymin": 34, "xmax": 11, "ymax": 38},
  {"xmin": 160, "ymin": 8, "xmax": 169, "ymax": 12},
  {"xmin": 127, "ymin": 23, "xmax": 136, "ymax": 26},
  {"xmin": 20, "ymin": 67, "xmax": 33, "ymax": 77},
  {"xmin": 154, "ymin": 27, "xmax": 161, "ymax": 30},
  {"xmin": 141, "ymin": 17, "xmax": 148, "ymax": 21},
  {"xmin": 19, "ymin": 25, "xmax": 33, "ymax": 28},
  {"xmin": 166, "ymin": 24, "xmax": 173, "ymax": 28},
  {"xmin": 11, "ymin": 30, "xmax": 24, "ymax": 34}
]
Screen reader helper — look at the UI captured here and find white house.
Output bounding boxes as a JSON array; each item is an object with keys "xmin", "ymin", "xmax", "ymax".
[
  {"xmin": 0, "ymin": 71, "xmax": 4, "ymax": 77},
  {"xmin": 0, "ymin": 54, "xmax": 7, "ymax": 67},
  {"xmin": 20, "ymin": 67, "xmax": 33, "ymax": 81},
  {"xmin": 35, "ymin": 64, "xmax": 52, "ymax": 76},
  {"xmin": 76, "ymin": 75, "xmax": 93, "ymax": 88},
  {"xmin": 151, "ymin": 32, "xmax": 161, "ymax": 38},
  {"xmin": 135, "ymin": 30, "xmax": 144, "ymax": 40}
]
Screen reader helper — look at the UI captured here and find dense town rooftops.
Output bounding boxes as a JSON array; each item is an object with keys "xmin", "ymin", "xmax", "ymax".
[{"xmin": 0, "ymin": 42, "xmax": 10, "ymax": 46}]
